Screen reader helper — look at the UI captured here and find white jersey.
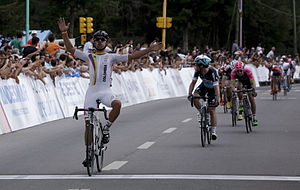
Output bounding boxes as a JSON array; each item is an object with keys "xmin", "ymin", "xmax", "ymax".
[
  {"xmin": 74, "ymin": 49, "xmax": 128, "ymax": 88},
  {"xmin": 282, "ymin": 62, "xmax": 291, "ymax": 76}
]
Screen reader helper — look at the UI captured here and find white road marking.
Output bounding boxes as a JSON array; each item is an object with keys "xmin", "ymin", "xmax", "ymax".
[
  {"xmin": 258, "ymin": 97, "xmax": 297, "ymax": 100},
  {"xmin": 137, "ymin": 142, "xmax": 155, "ymax": 149},
  {"xmin": 102, "ymin": 161, "xmax": 128, "ymax": 171},
  {"xmin": 163, "ymin": 128, "xmax": 177, "ymax": 134},
  {"xmin": 181, "ymin": 118, "xmax": 192, "ymax": 123},
  {"xmin": 0, "ymin": 175, "xmax": 300, "ymax": 181}
]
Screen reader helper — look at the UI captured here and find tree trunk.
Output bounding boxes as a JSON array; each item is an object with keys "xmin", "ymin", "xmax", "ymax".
[
  {"xmin": 183, "ymin": 28, "xmax": 188, "ymax": 52},
  {"xmin": 69, "ymin": 5, "xmax": 75, "ymax": 38}
]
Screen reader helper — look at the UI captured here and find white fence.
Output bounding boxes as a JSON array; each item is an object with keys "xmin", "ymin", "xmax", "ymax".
[{"xmin": 0, "ymin": 65, "xmax": 299, "ymax": 135}]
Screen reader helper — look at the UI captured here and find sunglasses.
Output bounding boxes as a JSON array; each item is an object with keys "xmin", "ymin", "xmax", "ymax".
[{"xmin": 95, "ymin": 37, "xmax": 106, "ymax": 42}]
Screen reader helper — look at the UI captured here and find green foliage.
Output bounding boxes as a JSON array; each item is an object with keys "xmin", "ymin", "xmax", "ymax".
[{"xmin": 0, "ymin": 0, "xmax": 299, "ymax": 54}]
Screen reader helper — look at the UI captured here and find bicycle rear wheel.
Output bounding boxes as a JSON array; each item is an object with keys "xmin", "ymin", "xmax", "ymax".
[
  {"xmin": 248, "ymin": 116, "xmax": 252, "ymax": 132},
  {"xmin": 206, "ymin": 115, "xmax": 211, "ymax": 145},
  {"xmin": 200, "ymin": 109, "xmax": 207, "ymax": 147},
  {"xmin": 86, "ymin": 124, "xmax": 95, "ymax": 176},
  {"xmin": 223, "ymin": 92, "xmax": 227, "ymax": 113},
  {"xmin": 283, "ymin": 76, "xmax": 287, "ymax": 96},
  {"xmin": 243, "ymin": 100, "xmax": 250, "ymax": 133},
  {"xmin": 96, "ymin": 143, "xmax": 104, "ymax": 172},
  {"xmin": 231, "ymin": 98, "xmax": 237, "ymax": 127},
  {"xmin": 95, "ymin": 124, "xmax": 105, "ymax": 172}
]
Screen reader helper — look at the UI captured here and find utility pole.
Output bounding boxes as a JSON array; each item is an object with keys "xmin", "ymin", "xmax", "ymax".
[
  {"xmin": 293, "ymin": 0, "xmax": 297, "ymax": 54},
  {"xmin": 26, "ymin": 0, "xmax": 29, "ymax": 43},
  {"xmin": 239, "ymin": 0, "xmax": 243, "ymax": 48},
  {"xmin": 162, "ymin": 0, "xmax": 167, "ymax": 50},
  {"xmin": 235, "ymin": 0, "xmax": 239, "ymax": 44}
]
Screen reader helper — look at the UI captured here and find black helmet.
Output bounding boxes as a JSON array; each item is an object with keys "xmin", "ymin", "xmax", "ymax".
[{"xmin": 93, "ymin": 30, "xmax": 109, "ymax": 40}]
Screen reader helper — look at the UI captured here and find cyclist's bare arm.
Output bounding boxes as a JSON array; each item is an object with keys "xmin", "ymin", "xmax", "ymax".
[
  {"xmin": 188, "ymin": 80, "xmax": 197, "ymax": 95},
  {"xmin": 128, "ymin": 41, "xmax": 162, "ymax": 62},
  {"xmin": 214, "ymin": 84, "xmax": 220, "ymax": 102},
  {"xmin": 57, "ymin": 17, "xmax": 75, "ymax": 55}
]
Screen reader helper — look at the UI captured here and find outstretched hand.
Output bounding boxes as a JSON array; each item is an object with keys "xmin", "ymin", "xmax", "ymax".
[
  {"xmin": 149, "ymin": 41, "xmax": 163, "ymax": 51},
  {"xmin": 57, "ymin": 17, "xmax": 70, "ymax": 33}
]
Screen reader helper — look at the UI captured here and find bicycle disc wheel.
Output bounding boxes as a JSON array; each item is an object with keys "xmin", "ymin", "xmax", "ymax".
[{"xmin": 86, "ymin": 124, "xmax": 95, "ymax": 176}]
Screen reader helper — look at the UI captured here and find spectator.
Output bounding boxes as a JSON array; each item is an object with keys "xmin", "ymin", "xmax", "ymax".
[
  {"xmin": 4, "ymin": 46, "xmax": 12, "ymax": 58},
  {"xmin": 23, "ymin": 37, "xmax": 40, "ymax": 61},
  {"xmin": 266, "ymin": 46, "xmax": 275, "ymax": 61},
  {"xmin": 83, "ymin": 34, "xmax": 94, "ymax": 54},
  {"xmin": 10, "ymin": 31, "xmax": 28, "ymax": 54},
  {"xmin": 27, "ymin": 30, "xmax": 40, "ymax": 48},
  {"xmin": 0, "ymin": 50, "xmax": 6, "ymax": 69},
  {"xmin": 232, "ymin": 40, "xmax": 238, "ymax": 54},
  {"xmin": 0, "ymin": 40, "xmax": 10, "ymax": 51},
  {"xmin": 45, "ymin": 34, "xmax": 64, "ymax": 55}
]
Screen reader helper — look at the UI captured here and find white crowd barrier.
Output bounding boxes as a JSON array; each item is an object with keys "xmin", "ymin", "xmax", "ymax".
[{"xmin": 0, "ymin": 65, "xmax": 299, "ymax": 135}]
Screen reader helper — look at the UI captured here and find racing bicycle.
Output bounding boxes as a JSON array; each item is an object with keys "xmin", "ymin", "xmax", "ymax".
[
  {"xmin": 233, "ymin": 89, "xmax": 254, "ymax": 133},
  {"xmin": 191, "ymin": 95, "xmax": 216, "ymax": 147},
  {"xmin": 73, "ymin": 99, "xmax": 108, "ymax": 176}
]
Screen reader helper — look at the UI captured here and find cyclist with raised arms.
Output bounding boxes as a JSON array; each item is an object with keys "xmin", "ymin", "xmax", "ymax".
[
  {"xmin": 188, "ymin": 55, "xmax": 220, "ymax": 140},
  {"xmin": 57, "ymin": 17, "xmax": 162, "ymax": 166},
  {"xmin": 230, "ymin": 61, "xmax": 258, "ymax": 126}
]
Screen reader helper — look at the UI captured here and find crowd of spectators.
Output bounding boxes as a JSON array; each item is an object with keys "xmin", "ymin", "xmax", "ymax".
[{"xmin": 0, "ymin": 31, "xmax": 299, "ymax": 86}]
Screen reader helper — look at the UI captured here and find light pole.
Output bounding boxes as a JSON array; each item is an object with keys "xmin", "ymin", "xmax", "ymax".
[
  {"xmin": 293, "ymin": 0, "xmax": 297, "ymax": 54},
  {"xmin": 239, "ymin": 0, "xmax": 243, "ymax": 48},
  {"xmin": 26, "ymin": 0, "xmax": 29, "ymax": 43}
]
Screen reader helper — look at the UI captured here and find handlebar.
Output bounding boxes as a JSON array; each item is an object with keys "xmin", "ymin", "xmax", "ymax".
[
  {"xmin": 73, "ymin": 106, "xmax": 108, "ymax": 121},
  {"xmin": 233, "ymin": 88, "xmax": 254, "ymax": 94}
]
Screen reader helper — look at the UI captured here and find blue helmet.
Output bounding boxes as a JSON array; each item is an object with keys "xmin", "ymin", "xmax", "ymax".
[{"xmin": 194, "ymin": 55, "xmax": 211, "ymax": 67}]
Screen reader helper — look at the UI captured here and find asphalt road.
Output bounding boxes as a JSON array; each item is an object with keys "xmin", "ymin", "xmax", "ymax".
[{"xmin": 0, "ymin": 85, "xmax": 300, "ymax": 190}]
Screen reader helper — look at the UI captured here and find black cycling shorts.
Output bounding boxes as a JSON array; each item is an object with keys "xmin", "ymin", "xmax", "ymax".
[{"xmin": 194, "ymin": 83, "xmax": 216, "ymax": 106}]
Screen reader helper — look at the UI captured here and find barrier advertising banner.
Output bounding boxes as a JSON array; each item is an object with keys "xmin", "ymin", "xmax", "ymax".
[
  {"xmin": 0, "ymin": 66, "xmax": 299, "ymax": 135},
  {"xmin": 54, "ymin": 76, "xmax": 86, "ymax": 117},
  {"xmin": 0, "ymin": 76, "xmax": 41, "ymax": 131}
]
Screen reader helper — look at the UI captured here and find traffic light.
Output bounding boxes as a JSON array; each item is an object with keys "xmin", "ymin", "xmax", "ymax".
[
  {"xmin": 79, "ymin": 17, "xmax": 87, "ymax": 33},
  {"xmin": 156, "ymin": 17, "xmax": 172, "ymax": 28},
  {"xmin": 86, "ymin": 17, "xmax": 94, "ymax": 33},
  {"xmin": 81, "ymin": 34, "xmax": 86, "ymax": 45}
]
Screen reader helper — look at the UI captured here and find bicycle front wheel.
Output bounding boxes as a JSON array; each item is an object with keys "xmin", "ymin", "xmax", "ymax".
[{"xmin": 86, "ymin": 124, "xmax": 95, "ymax": 176}]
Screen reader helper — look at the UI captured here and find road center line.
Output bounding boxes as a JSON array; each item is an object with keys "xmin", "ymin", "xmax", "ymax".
[
  {"xmin": 0, "ymin": 174, "xmax": 300, "ymax": 181},
  {"xmin": 137, "ymin": 142, "xmax": 155, "ymax": 149},
  {"xmin": 181, "ymin": 118, "xmax": 192, "ymax": 123},
  {"xmin": 102, "ymin": 161, "xmax": 128, "ymax": 171},
  {"xmin": 163, "ymin": 128, "xmax": 177, "ymax": 134}
]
